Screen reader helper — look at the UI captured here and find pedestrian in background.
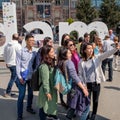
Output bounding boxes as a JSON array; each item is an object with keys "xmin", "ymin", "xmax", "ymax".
[
  {"xmin": 109, "ymin": 29, "xmax": 116, "ymax": 41},
  {"xmin": 80, "ymin": 33, "xmax": 90, "ymax": 57},
  {"xmin": 113, "ymin": 36, "xmax": 119, "ymax": 70},
  {"xmin": 3, "ymin": 33, "xmax": 21, "ymax": 97},
  {"xmin": 16, "ymin": 34, "xmax": 36, "ymax": 120},
  {"xmin": 102, "ymin": 35, "xmax": 114, "ymax": 82},
  {"xmin": 33, "ymin": 36, "xmax": 54, "ymax": 70}
]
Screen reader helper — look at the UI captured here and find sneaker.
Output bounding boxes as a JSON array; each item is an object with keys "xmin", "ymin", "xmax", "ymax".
[
  {"xmin": 90, "ymin": 114, "xmax": 96, "ymax": 120},
  {"xmin": 17, "ymin": 116, "xmax": 23, "ymax": 120},
  {"xmin": 106, "ymin": 79, "xmax": 112, "ymax": 82},
  {"xmin": 10, "ymin": 93, "xmax": 16, "ymax": 96},
  {"xmin": 3, "ymin": 93, "xmax": 11, "ymax": 98},
  {"xmin": 61, "ymin": 102, "xmax": 68, "ymax": 109},
  {"xmin": 26, "ymin": 108, "xmax": 36, "ymax": 114},
  {"xmin": 113, "ymin": 68, "xmax": 118, "ymax": 71}
]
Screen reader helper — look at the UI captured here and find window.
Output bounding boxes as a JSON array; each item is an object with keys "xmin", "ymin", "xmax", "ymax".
[
  {"xmin": 55, "ymin": 0, "xmax": 60, "ymax": 6},
  {"xmin": 71, "ymin": 0, "xmax": 77, "ymax": 8},
  {"xmin": 63, "ymin": 0, "xmax": 69, "ymax": 6}
]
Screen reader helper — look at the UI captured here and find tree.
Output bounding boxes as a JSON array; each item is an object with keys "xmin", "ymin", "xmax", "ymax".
[
  {"xmin": 99, "ymin": 0, "xmax": 120, "ymax": 29},
  {"xmin": 66, "ymin": 18, "xmax": 74, "ymax": 24},
  {"xmin": 76, "ymin": 0, "xmax": 98, "ymax": 24}
]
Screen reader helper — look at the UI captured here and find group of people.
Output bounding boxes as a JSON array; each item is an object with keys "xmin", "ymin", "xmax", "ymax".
[{"xmin": 3, "ymin": 30, "xmax": 120, "ymax": 120}]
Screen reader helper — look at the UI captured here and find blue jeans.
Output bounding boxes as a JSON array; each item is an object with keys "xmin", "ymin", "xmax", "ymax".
[
  {"xmin": 17, "ymin": 80, "xmax": 33, "ymax": 118},
  {"xmin": 6, "ymin": 66, "xmax": 18, "ymax": 94},
  {"xmin": 102, "ymin": 58, "xmax": 113, "ymax": 81},
  {"xmin": 80, "ymin": 105, "xmax": 90, "ymax": 120}
]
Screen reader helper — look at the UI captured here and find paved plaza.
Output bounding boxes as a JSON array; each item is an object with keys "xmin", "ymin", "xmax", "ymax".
[{"xmin": 0, "ymin": 57, "xmax": 120, "ymax": 120}]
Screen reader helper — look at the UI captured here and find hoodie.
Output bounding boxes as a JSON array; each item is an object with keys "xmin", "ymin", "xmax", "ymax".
[{"xmin": 4, "ymin": 40, "xmax": 22, "ymax": 66}]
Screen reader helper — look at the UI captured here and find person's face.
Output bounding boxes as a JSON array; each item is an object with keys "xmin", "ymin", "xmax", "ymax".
[
  {"xmin": 47, "ymin": 40, "xmax": 53, "ymax": 46},
  {"xmin": 84, "ymin": 45, "xmax": 93, "ymax": 58},
  {"xmin": 66, "ymin": 49, "xmax": 72, "ymax": 60},
  {"xmin": 109, "ymin": 30, "xmax": 112, "ymax": 35},
  {"xmin": 85, "ymin": 35, "xmax": 90, "ymax": 42},
  {"xmin": 92, "ymin": 43, "xmax": 96, "ymax": 49},
  {"xmin": 64, "ymin": 35, "xmax": 70, "ymax": 41},
  {"xmin": 26, "ymin": 37, "xmax": 35, "ymax": 48},
  {"xmin": 48, "ymin": 48, "xmax": 55, "ymax": 59},
  {"xmin": 67, "ymin": 41, "xmax": 75, "ymax": 51}
]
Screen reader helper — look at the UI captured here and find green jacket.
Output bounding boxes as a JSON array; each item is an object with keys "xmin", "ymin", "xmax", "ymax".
[{"xmin": 37, "ymin": 64, "xmax": 57, "ymax": 115}]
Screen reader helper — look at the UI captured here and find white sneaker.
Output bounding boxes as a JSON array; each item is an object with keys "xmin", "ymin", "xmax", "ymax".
[{"xmin": 113, "ymin": 68, "xmax": 118, "ymax": 71}]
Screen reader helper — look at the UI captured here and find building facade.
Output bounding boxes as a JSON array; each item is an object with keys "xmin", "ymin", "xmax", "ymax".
[
  {"xmin": 1, "ymin": 0, "xmax": 120, "ymax": 33},
  {"xmin": 11, "ymin": 0, "xmax": 78, "ymax": 33}
]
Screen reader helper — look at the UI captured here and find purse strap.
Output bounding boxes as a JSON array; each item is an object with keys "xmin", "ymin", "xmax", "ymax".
[{"xmin": 64, "ymin": 61, "xmax": 68, "ymax": 83}]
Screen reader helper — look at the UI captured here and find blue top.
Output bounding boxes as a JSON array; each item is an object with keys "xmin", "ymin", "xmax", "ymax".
[{"xmin": 16, "ymin": 47, "xmax": 36, "ymax": 80}]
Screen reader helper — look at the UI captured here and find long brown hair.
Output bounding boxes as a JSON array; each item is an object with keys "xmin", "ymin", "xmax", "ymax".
[
  {"xmin": 40, "ymin": 45, "xmax": 55, "ymax": 67},
  {"xmin": 57, "ymin": 47, "xmax": 69, "ymax": 76}
]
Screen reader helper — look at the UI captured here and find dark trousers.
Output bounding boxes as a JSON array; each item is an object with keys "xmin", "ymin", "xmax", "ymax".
[
  {"xmin": 102, "ymin": 58, "xmax": 113, "ymax": 81},
  {"xmin": 17, "ymin": 80, "xmax": 33, "ymax": 118},
  {"xmin": 39, "ymin": 108, "xmax": 47, "ymax": 120},
  {"xmin": 87, "ymin": 82, "xmax": 101, "ymax": 115}
]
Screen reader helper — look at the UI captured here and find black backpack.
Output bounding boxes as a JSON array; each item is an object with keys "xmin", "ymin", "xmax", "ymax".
[
  {"xmin": 30, "ymin": 48, "xmax": 42, "ymax": 91},
  {"xmin": 30, "ymin": 66, "xmax": 42, "ymax": 91}
]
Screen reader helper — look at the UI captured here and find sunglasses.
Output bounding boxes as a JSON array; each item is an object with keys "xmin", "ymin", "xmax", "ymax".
[{"xmin": 69, "ymin": 44, "xmax": 75, "ymax": 47}]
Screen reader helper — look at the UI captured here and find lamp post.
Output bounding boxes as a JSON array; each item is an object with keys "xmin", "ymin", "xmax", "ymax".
[
  {"xmin": 68, "ymin": 0, "xmax": 70, "ymax": 18},
  {"xmin": 20, "ymin": 0, "xmax": 23, "ymax": 34},
  {"xmin": 43, "ymin": 0, "xmax": 45, "ymax": 21}
]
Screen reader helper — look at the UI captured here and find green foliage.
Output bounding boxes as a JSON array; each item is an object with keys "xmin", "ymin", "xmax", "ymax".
[
  {"xmin": 76, "ymin": 0, "xmax": 98, "ymax": 24},
  {"xmin": 66, "ymin": 18, "xmax": 74, "ymax": 24},
  {"xmin": 70, "ymin": 31, "xmax": 79, "ymax": 43},
  {"xmin": 99, "ymin": 0, "xmax": 120, "ymax": 29}
]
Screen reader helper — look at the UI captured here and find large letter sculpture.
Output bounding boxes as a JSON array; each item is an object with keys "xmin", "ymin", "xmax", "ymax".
[{"xmin": 59, "ymin": 21, "xmax": 108, "ymax": 45}]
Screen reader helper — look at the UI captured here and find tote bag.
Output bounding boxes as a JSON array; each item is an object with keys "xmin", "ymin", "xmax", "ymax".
[{"xmin": 54, "ymin": 68, "xmax": 72, "ymax": 95}]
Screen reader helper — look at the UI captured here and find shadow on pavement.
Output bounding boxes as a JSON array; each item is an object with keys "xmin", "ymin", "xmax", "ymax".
[
  {"xmin": 96, "ymin": 114, "xmax": 110, "ymax": 120},
  {"xmin": 57, "ymin": 104, "xmax": 110, "ymax": 120},
  {"xmin": 104, "ymin": 86, "xmax": 120, "ymax": 91}
]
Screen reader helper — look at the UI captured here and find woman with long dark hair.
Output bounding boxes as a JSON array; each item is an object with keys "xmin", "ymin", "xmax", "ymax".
[
  {"xmin": 57, "ymin": 33, "xmax": 70, "ymax": 108},
  {"xmin": 64, "ymin": 39, "xmax": 80, "ymax": 73},
  {"xmin": 37, "ymin": 45, "xmax": 59, "ymax": 120},
  {"xmin": 57, "ymin": 47, "xmax": 89, "ymax": 120}
]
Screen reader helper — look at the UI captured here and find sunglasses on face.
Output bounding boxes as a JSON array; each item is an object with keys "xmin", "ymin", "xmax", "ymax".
[{"xmin": 69, "ymin": 44, "xmax": 75, "ymax": 47}]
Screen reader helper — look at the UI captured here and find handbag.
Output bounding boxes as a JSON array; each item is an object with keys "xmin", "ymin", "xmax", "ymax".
[{"xmin": 54, "ymin": 67, "xmax": 72, "ymax": 95}]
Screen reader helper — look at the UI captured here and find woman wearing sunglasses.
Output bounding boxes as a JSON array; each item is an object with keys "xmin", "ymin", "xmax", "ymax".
[{"xmin": 64, "ymin": 39, "xmax": 81, "ymax": 73}]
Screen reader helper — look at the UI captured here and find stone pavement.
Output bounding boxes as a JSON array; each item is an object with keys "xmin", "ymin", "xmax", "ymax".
[{"xmin": 0, "ymin": 57, "xmax": 120, "ymax": 120}]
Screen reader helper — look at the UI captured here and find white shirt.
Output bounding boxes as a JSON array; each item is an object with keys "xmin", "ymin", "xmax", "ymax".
[{"xmin": 3, "ymin": 40, "xmax": 22, "ymax": 66}]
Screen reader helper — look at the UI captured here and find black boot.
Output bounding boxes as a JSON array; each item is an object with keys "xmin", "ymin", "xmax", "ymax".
[{"xmin": 90, "ymin": 114, "xmax": 96, "ymax": 120}]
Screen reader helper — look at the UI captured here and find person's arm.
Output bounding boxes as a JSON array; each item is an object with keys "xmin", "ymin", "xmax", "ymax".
[
  {"xmin": 98, "ymin": 48, "xmax": 118, "ymax": 62},
  {"xmin": 16, "ymin": 50, "xmax": 24, "ymax": 84},
  {"xmin": 78, "ymin": 61, "xmax": 88, "ymax": 96},
  {"xmin": 67, "ymin": 60, "xmax": 88, "ymax": 96},
  {"xmin": 3, "ymin": 46, "xmax": 7, "ymax": 64}
]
